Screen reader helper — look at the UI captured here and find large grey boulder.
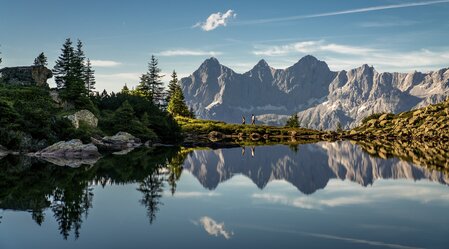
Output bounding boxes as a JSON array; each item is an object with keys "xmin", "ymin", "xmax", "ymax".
[
  {"xmin": 0, "ymin": 66, "xmax": 52, "ymax": 87},
  {"xmin": 65, "ymin": 110, "xmax": 98, "ymax": 129},
  {"xmin": 33, "ymin": 139, "xmax": 100, "ymax": 158},
  {"xmin": 91, "ymin": 132, "xmax": 142, "ymax": 151}
]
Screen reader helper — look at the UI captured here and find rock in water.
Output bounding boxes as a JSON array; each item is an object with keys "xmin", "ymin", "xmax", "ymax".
[
  {"xmin": 0, "ymin": 66, "xmax": 53, "ymax": 87},
  {"xmin": 34, "ymin": 139, "xmax": 100, "ymax": 158},
  {"xmin": 64, "ymin": 110, "xmax": 98, "ymax": 129},
  {"xmin": 91, "ymin": 132, "xmax": 142, "ymax": 151}
]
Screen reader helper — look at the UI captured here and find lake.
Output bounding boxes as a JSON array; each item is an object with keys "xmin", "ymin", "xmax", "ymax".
[{"xmin": 1, "ymin": 141, "xmax": 448, "ymax": 249}]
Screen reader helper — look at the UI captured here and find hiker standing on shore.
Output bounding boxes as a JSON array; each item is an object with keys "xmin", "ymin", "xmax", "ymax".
[
  {"xmin": 242, "ymin": 115, "xmax": 246, "ymax": 125},
  {"xmin": 251, "ymin": 114, "xmax": 256, "ymax": 125}
]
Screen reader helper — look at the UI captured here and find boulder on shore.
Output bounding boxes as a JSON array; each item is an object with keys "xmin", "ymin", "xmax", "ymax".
[
  {"xmin": 91, "ymin": 132, "xmax": 142, "ymax": 151},
  {"xmin": 64, "ymin": 110, "xmax": 98, "ymax": 129},
  {"xmin": 33, "ymin": 139, "xmax": 100, "ymax": 158}
]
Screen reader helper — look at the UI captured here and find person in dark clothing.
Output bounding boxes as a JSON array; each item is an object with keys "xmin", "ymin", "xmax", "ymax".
[
  {"xmin": 251, "ymin": 114, "xmax": 256, "ymax": 125},
  {"xmin": 242, "ymin": 115, "xmax": 246, "ymax": 125}
]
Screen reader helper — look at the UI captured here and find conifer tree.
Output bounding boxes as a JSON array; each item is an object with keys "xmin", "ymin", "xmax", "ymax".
[
  {"xmin": 166, "ymin": 70, "xmax": 179, "ymax": 103},
  {"xmin": 137, "ymin": 55, "xmax": 164, "ymax": 105},
  {"xmin": 84, "ymin": 58, "xmax": 96, "ymax": 94},
  {"xmin": 136, "ymin": 73, "xmax": 151, "ymax": 98},
  {"xmin": 285, "ymin": 113, "xmax": 300, "ymax": 128},
  {"xmin": 53, "ymin": 38, "xmax": 88, "ymax": 101},
  {"xmin": 121, "ymin": 84, "xmax": 130, "ymax": 95},
  {"xmin": 34, "ymin": 52, "xmax": 48, "ymax": 66},
  {"xmin": 167, "ymin": 85, "xmax": 190, "ymax": 117},
  {"xmin": 53, "ymin": 38, "xmax": 75, "ymax": 89},
  {"xmin": 147, "ymin": 55, "xmax": 164, "ymax": 104}
]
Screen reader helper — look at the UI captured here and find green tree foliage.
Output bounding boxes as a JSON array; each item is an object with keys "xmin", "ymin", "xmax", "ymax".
[
  {"xmin": 33, "ymin": 52, "xmax": 48, "ymax": 66},
  {"xmin": 167, "ymin": 85, "xmax": 191, "ymax": 117},
  {"xmin": 53, "ymin": 38, "xmax": 75, "ymax": 89},
  {"xmin": 121, "ymin": 84, "xmax": 130, "ymax": 95},
  {"xmin": 91, "ymin": 92, "xmax": 182, "ymax": 143},
  {"xmin": 285, "ymin": 113, "xmax": 300, "ymax": 128},
  {"xmin": 0, "ymin": 45, "xmax": 3, "ymax": 66},
  {"xmin": 0, "ymin": 100, "xmax": 20, "ymax": 130},
  {"xmin": 53, "ymin": 38, "xmax": 88, "ymax": 104},
  {"xmin": 137, "ymin": 55, "xmax": 164, "ymax": 105},
  {"xmin": 166, "ymin": 70, "xmax": 178, "ymax": 103},
  {"xmin": 84, "ymin": 58, "xmax": 96, "ymax": 94}
]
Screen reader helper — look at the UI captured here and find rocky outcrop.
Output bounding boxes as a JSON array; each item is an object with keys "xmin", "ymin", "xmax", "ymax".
[
  {"xmin": 348, "ymin": 97, "xmax": 449, "ymax": 141},
  {"xmin": 33, "ymin": 139, "xmax": 100, "ymax": 158},
  {"xmin": 0, "ymin": 66, "xmax": 53, "ymax": 87},
  {"xmin": 64, "ymin": 110, "xmax": 98, "ymax": 129},
  {"xmin": 91, "ymin": 132, "xmax": 142, "ymax": 151}
]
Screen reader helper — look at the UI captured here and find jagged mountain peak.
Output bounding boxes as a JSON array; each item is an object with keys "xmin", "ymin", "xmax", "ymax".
[
  {"xmin": 200, "ymin": 57, "xmax": 221, "ymax": 68},
  {"xmin": 255, "ymin": 59, "xmax": 269, "ymax": 67},
  {"xmin": 289, "ymin": 55, "xmax": 329, "ymax": 72}
]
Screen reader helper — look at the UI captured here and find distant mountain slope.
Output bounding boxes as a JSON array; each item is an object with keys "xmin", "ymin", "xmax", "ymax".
[{"xmin": 180, "ymin": 56, "xmax": 449, "ymax": 129}]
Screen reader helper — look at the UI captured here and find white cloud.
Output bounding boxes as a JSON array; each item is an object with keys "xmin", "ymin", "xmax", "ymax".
[
  {"xmin": 196, "ymin": 216, "xmax": 233, "ymax": 239},
  {"xmin": 252, "ymin": 180, "xmax": 449, "ymax": 210},
  {"xmin": 172, "ymin": 191, "xmax": 220, "ymax": 198},
  {"xmin": 252, "ymin": 40, "xmax": 449, "ymax": 72},
  {"xmin": 194, "ymin": 10, "xmax": 237, "ymax": 31},
  {"xmin": 157, "ymin": 49, "xmax": 222, "ymax": 57},
  {"xmin": 358, "ymin": 20, "xmax": 419, "ymax": 28},
  {"xmin": 238, "ymin": 0, "xmax": 449, "ymax": 25},
  {"xmin": 253, "ymin": 40, "xmax": 376, "ymax": 56},
  {"xmin": 95, "ymin": 72, "xmax": 140, "ymax": 81},
  {"xmin": 90, "ymin": 60, "xmax": 122, "ymax": 67}
]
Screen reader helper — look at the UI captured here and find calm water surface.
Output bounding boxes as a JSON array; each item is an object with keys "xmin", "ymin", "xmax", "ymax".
[{"xmin": 1, "ymin": 141, "xmax": 448, "ymax": 249}]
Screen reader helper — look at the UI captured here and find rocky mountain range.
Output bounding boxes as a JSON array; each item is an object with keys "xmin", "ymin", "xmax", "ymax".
[
  {"xmin": 182, "ymin": 142, "xmax": 449, "ymax": 195},
  {"xmin": 180, "ymin": 56, "xmax": 449, "ymax": 129}
]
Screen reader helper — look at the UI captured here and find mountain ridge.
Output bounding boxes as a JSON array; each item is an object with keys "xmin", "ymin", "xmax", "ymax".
[{"xmin": 180, "ymin": 56, "xmax": 449, "ymax": 129}]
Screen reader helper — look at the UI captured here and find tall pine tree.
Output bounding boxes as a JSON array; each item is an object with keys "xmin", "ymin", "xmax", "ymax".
[
  {"xmin": 53, "ymin": 38, "xmax": 75, "ymax": 89},
  {"xmin": 34, "ymin": 52, "xmax": 48, "ymax": 66},
  {"xmin": 53, "ymin": 38, "xmax": 88, "ymax": 102},
  {"xmin": 166, "ymin": 70, "xmax": 179, "ymax": 103},
  {"xmin": 137, "ymin": 55, "xmax": 164, "ymax": 105},
  {"xmin": 84, "ymin": 58, "xmax": 96, "ymax": 94}
]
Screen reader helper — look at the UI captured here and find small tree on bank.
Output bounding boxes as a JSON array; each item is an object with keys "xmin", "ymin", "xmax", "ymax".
[
  {"xmin": 285, "ymin": 113, "xmax": 300, "ymax": 128},
  {"xmin": 167, "ymin": 84, "xmax": 192, "ymax": 118},
  {"xmin": 34, "ymin": 52, "xmax": 48, "ymax": 66},
  {"xmin": 166, "ymin": 70, "xmax": 179, "ymax": 103}
]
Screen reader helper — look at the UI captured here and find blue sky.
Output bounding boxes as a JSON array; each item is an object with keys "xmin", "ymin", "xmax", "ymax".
[{"xmin": 1, "ymin": 0, "xmax": 449, "ymax": 92}]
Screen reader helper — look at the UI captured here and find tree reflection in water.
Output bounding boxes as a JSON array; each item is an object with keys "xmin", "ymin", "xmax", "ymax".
[
  {"xmin": 0, "ymin": 147, "xmax": 182, "ymax": 239},
  {"xmin": 138, "ymin": 173, "xmax": 164, "ymax": 224}
]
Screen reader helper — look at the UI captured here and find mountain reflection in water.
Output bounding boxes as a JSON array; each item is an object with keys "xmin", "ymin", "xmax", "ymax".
[
  {"xmin": 0, "ymin": 141, "xmax": 448, "ymax": 242},
  {"xmin": 184, "ymin": 141, "xmax": 449, "ymax": 194}
]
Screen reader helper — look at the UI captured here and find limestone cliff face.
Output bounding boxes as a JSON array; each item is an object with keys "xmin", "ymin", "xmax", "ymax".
[
  {"xmin": 0, "ymin": 66, "xmax": 53, "ymax": 87},
  {"xmin": 180, "ymin": 56, "xmax": 449, "ymax": 129}
]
